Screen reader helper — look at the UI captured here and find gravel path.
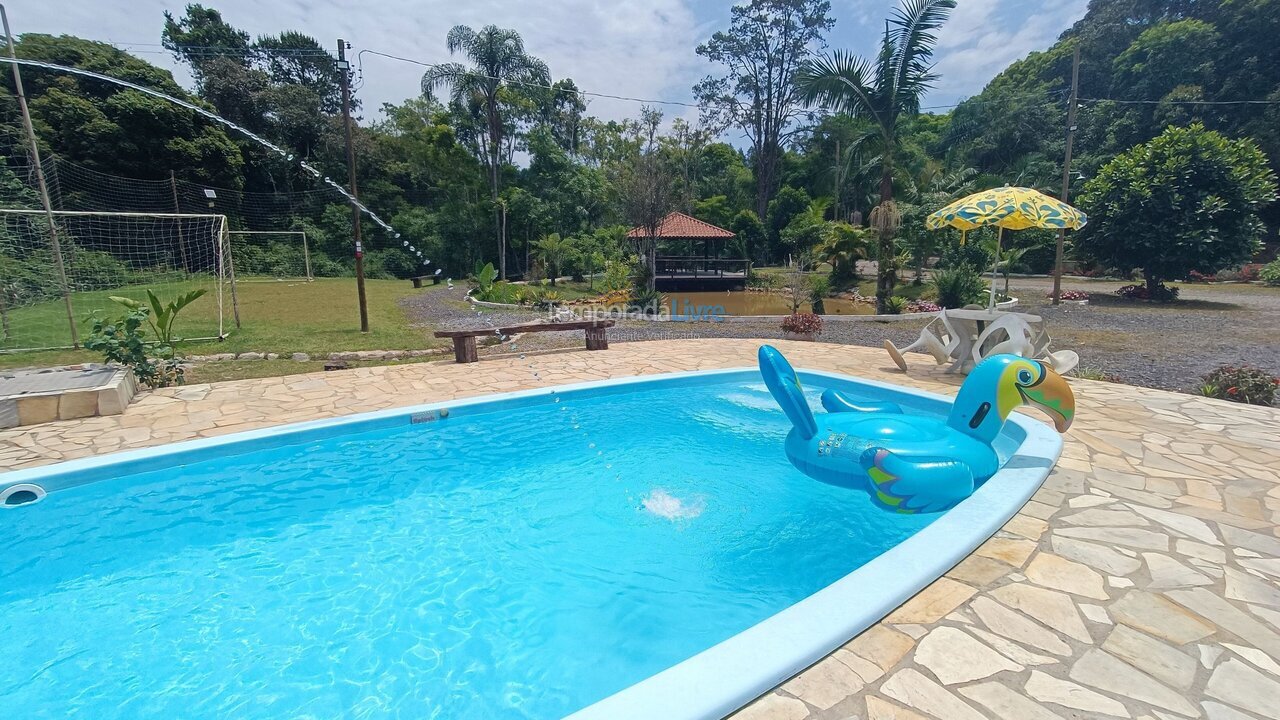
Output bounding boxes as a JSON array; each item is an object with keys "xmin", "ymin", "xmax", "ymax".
[{"xmin": 402, "ymin": 280, "xmax": 1280, "ymax": 394}]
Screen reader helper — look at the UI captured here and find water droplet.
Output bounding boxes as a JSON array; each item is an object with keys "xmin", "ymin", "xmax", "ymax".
[
  {"xmin": 588, "ymin": 443, "xmax": 596, "ymax": 449},
  {"xmin": 553, "ymin": 397, "xmax": 560, "ymax": 403},
  {"xmin": 606, "ymin": 464, "xmax": 612, "ymax": 469},
  {"xmin": 597, "ymin": 450, "xmax": 603, "ymax": 456},
  {"xmin": 403, "ymin": 240, "xmax": 409, "ymax": 247},
  {"xmin": 434, "ymin": 269, "xmax": 442, "ymax": 275},
  {"xmin": 395, "ymin": 233, "xmax": 402, "ymax": 239},
  {"xmin": 572, "ymin": 424, "xmax": 580, "ymax": 430},
  {"xmin": 519, "ymin": 354, "xmax": 526, "ymax": 360},
  {"xmin": 409, "ymin": 246, "xmax": 416, "ymax": 253}
]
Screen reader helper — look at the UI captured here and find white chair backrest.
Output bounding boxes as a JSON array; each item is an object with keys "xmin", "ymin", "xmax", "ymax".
[{"xmin": 972, "ymin": 314, "xmax": 1035, "ymax": 363}]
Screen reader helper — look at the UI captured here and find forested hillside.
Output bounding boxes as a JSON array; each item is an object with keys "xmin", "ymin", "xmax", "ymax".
[{"xmin": 1, "ymin": 0, "xmax": 1277, "ymax": 288}]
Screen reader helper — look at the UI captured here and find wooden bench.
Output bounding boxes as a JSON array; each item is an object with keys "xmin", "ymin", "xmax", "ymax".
[
  {"xmin": 411, "ymin": 275, "xmax": 441, "ymax": 288},
  {"xmin": 433, "ymin": 319, "xmax": 616, "ymax": 363}
]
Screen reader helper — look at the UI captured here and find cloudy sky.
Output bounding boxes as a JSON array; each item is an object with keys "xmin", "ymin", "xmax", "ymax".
[{"xmin": 6, "ymin": 0, "xmax": 1088, "ymax": 127}]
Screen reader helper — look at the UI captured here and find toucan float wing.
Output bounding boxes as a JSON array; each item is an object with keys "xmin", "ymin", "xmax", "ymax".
[{"xmin": 859, "ymin": 447, "xmax": 975, "ymax": 514}]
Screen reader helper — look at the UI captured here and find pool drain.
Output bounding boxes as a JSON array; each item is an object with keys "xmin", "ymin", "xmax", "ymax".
[{"xmin": 0, "ymin": 483, "xmax": 46, "ymax": 507}]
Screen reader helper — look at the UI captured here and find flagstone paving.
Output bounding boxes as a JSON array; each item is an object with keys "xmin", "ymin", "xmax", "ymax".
[{"xmin": 2, "ymin": 339, "xmax": 1278, "ymax": 720}]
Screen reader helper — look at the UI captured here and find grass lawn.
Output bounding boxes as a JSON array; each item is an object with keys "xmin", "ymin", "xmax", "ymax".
[{"xmin": 0, "ymin": 277, "xmax": 444, "ymax": 370}]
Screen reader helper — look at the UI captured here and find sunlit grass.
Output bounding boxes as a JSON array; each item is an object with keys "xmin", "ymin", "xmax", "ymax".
[{"xmin": 0, "ymin": 277, "xmax": 444, "ymax": 369}]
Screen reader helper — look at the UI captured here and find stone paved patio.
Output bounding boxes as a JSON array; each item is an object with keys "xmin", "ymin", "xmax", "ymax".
[{"xmin": 3, "ymin": 339, "xmax": 1279, "ymax": 720}]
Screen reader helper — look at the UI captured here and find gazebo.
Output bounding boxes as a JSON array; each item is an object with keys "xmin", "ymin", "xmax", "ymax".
[{"xmin": 625, "ymin": 212, "xmax": 748, "ymax": 290}]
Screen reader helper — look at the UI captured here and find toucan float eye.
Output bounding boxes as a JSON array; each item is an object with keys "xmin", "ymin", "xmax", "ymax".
[{"xmin": 1017, "ymin": 369, "xmax": 1033, "ymax": 384}]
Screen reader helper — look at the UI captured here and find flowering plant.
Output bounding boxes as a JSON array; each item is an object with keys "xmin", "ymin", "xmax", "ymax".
[
  {"xmin": 907, "ymin": 300, "xmax": 943, "ymax": 313},
  {"xmin": 1200, "ymin": 365, "xmax": 1278, "ymax": 406},
  {"xmin": 781, "ymin": 312, "xmax": 824, "ymax": 335},
  {"xmin": 1049, "ymin": 289, "xmax": 1090, "ymax": 301}
]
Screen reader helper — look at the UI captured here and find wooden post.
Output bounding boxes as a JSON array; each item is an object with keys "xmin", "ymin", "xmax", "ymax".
[
  {"xmin": 338, "ymin": 39, "xmax": 369, "ymax": 332},
  {"xmin": 585, "ymin": 327, "xmax": 608, "ymax": 351},
  {"xmin": 3, "ymin": 6, "xmax": 78, "ymax": 347},
  {"xmin": 169, "ymin": 170, "xmax": 191, "ymax": 276},
  {"xmin": 1052, "ymin": 46, "xmax": 1081, "ymax": 305}
]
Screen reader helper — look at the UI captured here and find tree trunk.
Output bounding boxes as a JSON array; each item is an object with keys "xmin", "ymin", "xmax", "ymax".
[
  {"xmin": 487, "ymin": 97, "xmax": 504, "ymax": 280},
  {"xmin": 876, "ymin": 168, "xmax": 895, "ymax": 314},
  {"xmin": 1145, "ymin": 271, "xmax": 1160, "ymax": 298}
]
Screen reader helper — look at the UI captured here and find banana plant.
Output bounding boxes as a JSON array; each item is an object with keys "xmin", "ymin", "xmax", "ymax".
[{"xmin": 109, "ymin": 288, "xmax": 207, "ymax": 357}]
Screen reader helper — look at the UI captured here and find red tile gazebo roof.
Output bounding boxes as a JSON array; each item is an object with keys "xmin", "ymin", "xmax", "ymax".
[{"xmin": 626, "ymin": 211, "xmax": 735, "ymax": 239}]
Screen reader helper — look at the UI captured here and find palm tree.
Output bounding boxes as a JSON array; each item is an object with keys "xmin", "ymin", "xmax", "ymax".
[
  {"xmin": 814, "ymin": 222, "xmax": 870, "ymax": 283},
  {"xmin": 422, "ymin": 25, "xmax": 550, "ymax": 280},
  {"xmin": 797, "ymin": 0, "xmax": 956, "ymax": 312},
  {"xmin": 533, "ymin": 233, "xmax": 572, "ymax": 286}
]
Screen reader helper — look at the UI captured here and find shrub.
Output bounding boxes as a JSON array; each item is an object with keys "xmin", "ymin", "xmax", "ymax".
[
  {"xmin": 84, "ymin": 289, "xmax": 206, "ymax": 388},
  {"xmin": 747, "ymin": 271, "xmax": 782, "ymax": 290},
  {"xmin": 1116, "ymin": 283, "xmax": 1179, "ymax": 302},
  {"xmin": 1185, "ymin": 270, "xmax": 1215, "ymax": 283},
  {"xmin": 808, "ymin": 274, "xmax": 830, "ymax": 315},
  {"xmin": 1077, "ymin": 123, "xmax": 1277, "ymax": 292},
  {"xmin": 938, "ymin": 242, "xmax": 993, "ymax": 272},
  {"xmin": 1200, "ymin": 365, "xmax": 1277, "ymax": 406},
  {"xmin": 931, "ymin": 265, "xmax": 987, "ymax": 308},
  {"xmin": 1259, "ymin": 259, "xmax": 1280, "ymax": 286},
  {"xmin": 781, "ymin": 312, "xmax": 823, "ymax": 335},
  {"xmin": 883, "ymin": 296, "xmax": 908, "ymax": 315},
  {"xmin": 627, "ymin": 287, "xmax": 666, "ymax": 315}
]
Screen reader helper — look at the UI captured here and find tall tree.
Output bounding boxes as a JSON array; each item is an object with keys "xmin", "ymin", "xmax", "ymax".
[
  {"xmin": 421, "ymin": 25, "xmax": 550, "ymax": 279},
  {"xmin": 797, "ymin": 0, "xmax": 955, "ymax": 312},
  {"xmin": 694, "ymin": 0, "xmax": 834, "ymax": 220}
]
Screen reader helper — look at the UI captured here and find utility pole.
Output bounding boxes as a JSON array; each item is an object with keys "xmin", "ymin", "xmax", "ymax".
[
  {"xmin": 337, "ymin": 38, "xmax": 369, "ymax": 332},
  {"xmin": 1052, "ymin": 46, "xmax": 1081, "ymax": 305},
  {"xmin": 2, "ymin": 4, "xmax": 78, "ymax": 347}
]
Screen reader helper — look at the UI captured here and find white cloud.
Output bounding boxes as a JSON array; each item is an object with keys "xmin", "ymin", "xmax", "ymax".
[
  {"xmin": 3, "ymin": 0, "xmax": 1085, "ymax": 124},
  {"xmin": 930, "ymin": 0, "xmax": 1089, "ymax": 105}
]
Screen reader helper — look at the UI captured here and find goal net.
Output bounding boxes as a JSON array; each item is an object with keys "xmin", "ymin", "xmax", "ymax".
[
  {"xmin": 0, "ymin": 210, "xmax": 235, "ymax": 352},
  {"xmin": 228, "ymin": 230, "xmax": 313, "ymax": 282}
]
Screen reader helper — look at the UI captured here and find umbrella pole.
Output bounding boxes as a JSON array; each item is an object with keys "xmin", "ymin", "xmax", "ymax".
[{"xmin": 989, "ymin": 226, "xmax": 1003, "ymax": 310}]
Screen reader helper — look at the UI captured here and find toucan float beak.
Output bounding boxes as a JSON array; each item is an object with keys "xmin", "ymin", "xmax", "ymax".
[{"xmin": 1023, "ymin": 363, "xmax": 1075, "ymax": 433}]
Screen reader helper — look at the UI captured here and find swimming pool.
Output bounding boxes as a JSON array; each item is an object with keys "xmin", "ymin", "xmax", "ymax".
[{"xmin": 0, "ymin": 367, "xmax": 1061, "ymax": 719}]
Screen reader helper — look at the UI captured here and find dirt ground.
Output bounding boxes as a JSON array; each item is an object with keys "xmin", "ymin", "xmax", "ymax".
[{"xmin": 402, "ymin": 279, "xmax": 1280, "ymax": 396}]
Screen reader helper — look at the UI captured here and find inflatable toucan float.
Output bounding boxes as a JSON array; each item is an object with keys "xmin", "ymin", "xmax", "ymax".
[{"xmin": 758, "ymin": 345, "xmax": 1075, "ymax": 514}]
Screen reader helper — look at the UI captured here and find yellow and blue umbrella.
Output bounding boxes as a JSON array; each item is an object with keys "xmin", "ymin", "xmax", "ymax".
[
  {"xmin": 926, "ymin": 186, "xmax": 1087, "ymax": 233},
  {"xmin": 926, "ymin": 186, "xmax": 1086, "ymax": 308}
]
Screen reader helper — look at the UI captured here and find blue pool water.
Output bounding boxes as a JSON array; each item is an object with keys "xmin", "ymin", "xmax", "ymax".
[{"xmin": 0, "ymin": 375, "xmax": 1014, "ymax": 719}]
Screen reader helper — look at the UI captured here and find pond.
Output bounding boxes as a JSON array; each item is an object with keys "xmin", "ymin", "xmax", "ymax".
[{"xmin": 663, "ymin": 291, "xmax": 876, "ymax": 317}]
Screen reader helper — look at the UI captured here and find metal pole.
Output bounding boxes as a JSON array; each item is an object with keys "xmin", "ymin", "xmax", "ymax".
[
  {"xmin": 337, "ymin": 39, "xmax": 369, "ymax": 332},
  {"xmin": 221, "ymin": 218, "xmax": 240, "ymax": 329},
  {"xmin": 2, "ymin": 4, "xmax": 78, "ymax": 347},
  {"xmin": 301, "ymin": 231, "xmax": 312, "ymax": 281},
  {"xmin": 1052, "ymin": 46, "xmax": 1081, "ymax": 305}
]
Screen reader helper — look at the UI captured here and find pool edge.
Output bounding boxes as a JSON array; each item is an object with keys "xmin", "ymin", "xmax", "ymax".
[{"xmin": 0, "ymin": 365, "xmax": 1061, "ymax": 720}]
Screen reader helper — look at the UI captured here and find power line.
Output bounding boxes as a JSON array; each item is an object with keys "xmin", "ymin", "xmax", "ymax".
[
  {"xmin": 358, "ymin": 47, "xmax": 1068, "ymax": 114},
  {"xmin": 1080, "ymin": 96, "xmax": 1280, "ymax": 106},
  {"xmin": 357, "ymin": 48, "xmax": 704, "ymax": 109}
]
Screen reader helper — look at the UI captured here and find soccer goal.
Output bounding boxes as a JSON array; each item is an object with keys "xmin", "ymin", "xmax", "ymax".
[
  {"xmin": 227, "ymin": 230, "xmax": 313, "ymax": 282},
  {"xmin": 0, "ymin": 209, "xmax": 237, "ymax": 352}
]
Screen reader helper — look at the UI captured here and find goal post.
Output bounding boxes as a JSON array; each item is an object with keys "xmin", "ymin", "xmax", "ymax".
[
  {"xmin": 0, "ymin": 209, "xmax": 236, "ymax": 352},
  {"xmin": 227, "ymin": 230, "xmax": 313, "ymax": 282}
]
